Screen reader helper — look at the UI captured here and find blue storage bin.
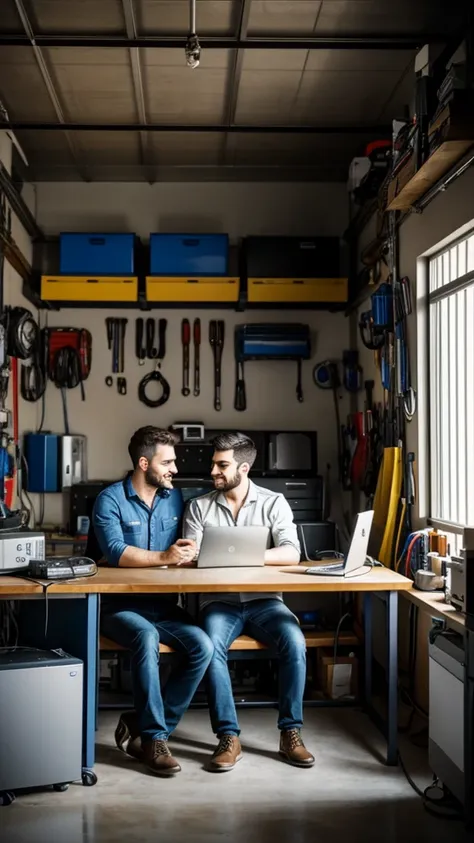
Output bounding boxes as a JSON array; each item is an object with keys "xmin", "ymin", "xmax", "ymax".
[
  {"xmin": 60, "ymin": 233, "xmax": 135, "ymax": 275},
  {"xmin": 150, "ymin": 234, "xmax": 228, "ymax": 276}
]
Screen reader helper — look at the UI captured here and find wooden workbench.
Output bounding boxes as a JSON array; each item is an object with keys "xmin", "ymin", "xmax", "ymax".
[
  {"xmin": 0, "ymin": 564, "xmax": 411, "ymax": 778},
  {"xmin": 0, "ymin": 564, "xmax": 412, "ymax": 596}
]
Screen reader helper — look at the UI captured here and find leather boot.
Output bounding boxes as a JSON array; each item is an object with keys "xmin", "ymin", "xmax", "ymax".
[
  {"xmin": 279, "ymin": 729, "xmax": 315, "ymax": 768},
  {"xmin": 115, "ymin": 711, "xmax": 140, "ymax": 757},
  {"xmin": 142, "ymin": 739, "xmax": 181, "ymax": 776},
  {"xmin": 209, "ymin": 735, "xmax": 242, "ymax": 772}
]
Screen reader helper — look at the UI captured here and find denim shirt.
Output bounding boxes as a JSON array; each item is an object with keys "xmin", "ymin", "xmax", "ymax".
[{"xmin": 93, "ymin": 475, "xmax": 183, "ymax": 567}]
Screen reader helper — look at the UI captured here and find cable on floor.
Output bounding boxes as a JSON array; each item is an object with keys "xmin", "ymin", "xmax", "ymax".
[{"xmin": 398, "ymin": 750, "xmax": 464, "ymax": 821}]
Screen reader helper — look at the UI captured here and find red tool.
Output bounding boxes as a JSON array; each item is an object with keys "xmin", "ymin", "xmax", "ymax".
[
  {"xmin": 350, "ymin": 412, "xmax": 368, "ymax": 488},
  {"xmin": 193, "ymin": 318, "xmax": 201, "ymax": 396}
]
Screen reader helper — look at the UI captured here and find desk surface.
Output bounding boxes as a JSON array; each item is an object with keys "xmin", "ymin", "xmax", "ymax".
[
  {"xmin": 401, "ymin": 588, "xmax": 465, "ymax": 635},
  {"xmin": 0, "ymin": 564, "xmax": 411, "ymax": 596}
]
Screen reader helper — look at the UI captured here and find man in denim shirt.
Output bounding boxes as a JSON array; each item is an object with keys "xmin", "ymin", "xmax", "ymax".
[{"xmin": 93, "ymin": 426, "xmax": 213, "ymax": 777}]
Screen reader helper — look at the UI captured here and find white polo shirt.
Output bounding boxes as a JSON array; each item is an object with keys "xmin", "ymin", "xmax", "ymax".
[{"xmin": 183, "ymin": 479, "xmax": 301, "ymax": 606}]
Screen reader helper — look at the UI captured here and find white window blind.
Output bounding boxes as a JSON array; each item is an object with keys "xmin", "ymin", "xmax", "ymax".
[{"xmin": 429, "ymin": 231, "xmax": 474, "ymax": 528}]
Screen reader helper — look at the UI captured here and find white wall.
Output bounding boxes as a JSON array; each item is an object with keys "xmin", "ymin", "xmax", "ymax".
[
  {"xmin": 5, "ymin": 180, "xmax": 350, "ymax": 526},
  {"xmin": 35, "ymin": 181, "xmax": 348, "ymax": 240}
]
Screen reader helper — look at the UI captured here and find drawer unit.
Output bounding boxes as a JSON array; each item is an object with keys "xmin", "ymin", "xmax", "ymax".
[
  {"xmin": 253, "ymin": 477, "xmax": 323, "ymax": 521},
  {"xmin": 247, "ymin": 277, "xmax": 348, "ymax": 304},
  {"xmin": 244, "ymin": 236, "xmax": 343, "ymax": 279},
  {"xmin": 60, "ymin": 233, "xmax": 135, "ymax": 274},
  {"xmin": 150, "ymin": 234, "xmax": 228, "ymax": 276},
  {"xmin": 41, "ymin": 276, "xmax": 138, "ymax": 303},
  {"xmin": 146, "ymin": 276, "xmax": 239, "ymax": 303}
]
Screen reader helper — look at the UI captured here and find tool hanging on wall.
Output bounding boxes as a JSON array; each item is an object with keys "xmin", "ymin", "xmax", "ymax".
[
  {"xmin": 138, "ymin": 318, "xmax": 170, "ymax": 408},
  {"xmin": 135, "ymin": 318, "xmax": 146, "ymax": 365},
  {"xmin": 193, "ymin": 318, "xmax": 201, "ymax": 397},
  {"xmin": 234, "ymin": 324, "xmax": 310, "ymax": 411},
  {"xmin": 105, "ymin": 317, "xmax": 127, "ymax": 375},
  {"xmin": 209, "ymin": 320, "xmax": 224, "ymax": 411},
  {"xmin": 44, "ymin": 327, "xmax": 92, "ymax": 434},
  {"xmin": 312, "ymin": 360, "xmax": 343, "ymax": 481},
  {"xmin": 181, "ymin": 318, "xmax": 191, "ymax": 397},
  {"xmin": 342, "ymin": 350, "xmax": 362, "ymax": 392}
]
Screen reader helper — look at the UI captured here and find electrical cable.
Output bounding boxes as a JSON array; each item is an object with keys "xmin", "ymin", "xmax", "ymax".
[
  {"xmin": 398, "ymin": 750, "xmax": 464, "ymax": 821},
  {"xmin": 138, "ymin": 369, "xmax": 171, "ymax": 408},
  {"xmin": 3, "ymin": 306, "xmax": 38, "ymax": 360},
  {"xmin": 332, "ymin": 612, "xmax": 352, "ymax": 695}
]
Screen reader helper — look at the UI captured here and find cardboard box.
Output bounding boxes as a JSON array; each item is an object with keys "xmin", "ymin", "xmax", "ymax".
[{"xmin": 318, "ymin": 648, "xmax": 359, "ymax": 700}]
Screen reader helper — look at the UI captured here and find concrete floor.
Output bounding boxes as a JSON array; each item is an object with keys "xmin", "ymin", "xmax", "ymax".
[{"xmin": 1, "ymin": 708, "xmax": 470, "ymax": 843}]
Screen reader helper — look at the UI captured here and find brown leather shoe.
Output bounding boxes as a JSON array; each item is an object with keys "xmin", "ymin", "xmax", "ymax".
[
  {"xmin": 142, "ymin": 739, "xmax": 181, "ymax": 776},
  {"xmin": 115, "ymin": 711, "xmax": 139, "ymax": 753},
  {"xmin": 209, "ymin": 735, "xmax": 242, "ymax": 772},
  {"xmin": 279, "ymin": 730, "xmax": 315, "ymax": 768}
]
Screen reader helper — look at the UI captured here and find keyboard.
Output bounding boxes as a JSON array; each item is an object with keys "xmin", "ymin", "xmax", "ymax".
[{"xmin": 306, "ymin": 563, "xmax": 344, "ymax": 575}]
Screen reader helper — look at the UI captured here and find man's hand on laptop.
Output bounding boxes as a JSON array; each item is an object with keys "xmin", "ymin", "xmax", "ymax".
[{"xmin": 162, "ymin": 539, "xmax": 197, "ymax": 567}]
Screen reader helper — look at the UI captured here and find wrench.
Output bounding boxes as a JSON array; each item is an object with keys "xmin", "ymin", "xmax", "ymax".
[
  {"xmin": 181, "ymin": 318, "xmax": 191, "ymax": 396},
  {"xmin": 193, "ymin": 318, "xmax": 201, "ymax": 396}
]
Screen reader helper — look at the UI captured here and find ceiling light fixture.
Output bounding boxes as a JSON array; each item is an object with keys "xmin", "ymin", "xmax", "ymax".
[{"xmin": 185, "ymin": 0, "xmax": 201, "ymax": 68}]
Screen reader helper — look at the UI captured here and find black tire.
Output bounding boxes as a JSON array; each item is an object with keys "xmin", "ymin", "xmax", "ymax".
[
  {"xmin": 53, "ymin": 783, "xmax": 69, "ymax": 792},
  {"xmin": 0, "ymin": 791, "xmax": 15, "ymax": 806},
  {"xmin": 81, "ymin": 769, "xmax": 97, "ymax": 787}
]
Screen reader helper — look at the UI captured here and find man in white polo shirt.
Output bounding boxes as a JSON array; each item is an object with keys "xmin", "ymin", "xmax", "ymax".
[{"xmin": 183, "ymin": 432, "xmax": 315, "ymax": 772}]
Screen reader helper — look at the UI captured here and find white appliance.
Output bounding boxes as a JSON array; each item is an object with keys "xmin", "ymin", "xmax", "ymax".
[
  {"xmin": 0, "ymin": 649, "xmax": 83, "ymax": 796},
  {"xmin": 429, "ymin": 631, "xmax": 465, "ymax": 804},
  {"xmin": 61, "ymin": 435, "xmax": 87, "ymax": 488},
  {"xmin": 0, "ymin": 530, "xmax": 45, "ymax": 572}
]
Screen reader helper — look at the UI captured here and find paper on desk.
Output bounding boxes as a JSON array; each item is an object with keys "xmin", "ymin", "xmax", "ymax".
[{"xmin": 331, "ymin": 664, "xmax": 352, "ymax": 699}]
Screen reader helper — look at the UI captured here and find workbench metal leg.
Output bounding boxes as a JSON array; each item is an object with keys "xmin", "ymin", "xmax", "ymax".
[
  {"xmin": 386, "ymin": 590, "xmax": 398, "ymax": 766},
  {"xmin": 364, "ymin": 592, "xmax": 373, "ymax": 704},
  {"xmin": 83, "ymin": 594, "xmax": 99, "ymax": 772}
]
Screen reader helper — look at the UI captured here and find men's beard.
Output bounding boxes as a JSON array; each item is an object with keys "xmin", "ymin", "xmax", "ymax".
[
  {"xmin": 145, "ymin": 466, "xmax": 171, "ymax": 490},
  {"xmin": 217, "ymin": 469, "xmax": 242, "ymax": 493}
]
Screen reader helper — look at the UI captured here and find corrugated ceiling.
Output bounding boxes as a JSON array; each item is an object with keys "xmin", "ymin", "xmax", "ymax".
[{"xmin": 0, "ymin": 0, "xmax": 468, "ymax": 181}]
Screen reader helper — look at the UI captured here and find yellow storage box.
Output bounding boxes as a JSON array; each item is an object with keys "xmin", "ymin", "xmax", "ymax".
[
  {"xmin": 247, "ymin": 277, "xmax": 348, "ymax": 304},
  {"xmin": 146, "ymin": 276, "xmax": 239, "ymax": 303},
  {"xmin": 41, "ymin": 275, "xmax": 138, "ymax": 303}
]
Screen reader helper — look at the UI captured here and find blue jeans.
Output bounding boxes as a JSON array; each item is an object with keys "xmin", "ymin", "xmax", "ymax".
[
  {"xmin": 201, "ymin": 599, "xmax": 307, "ymax": 736},
  {"xmin": 101, "ymin": 598, "xmax": 214, "ymax": 742}
]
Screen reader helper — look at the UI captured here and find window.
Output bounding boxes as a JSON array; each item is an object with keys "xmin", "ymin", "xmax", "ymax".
[{"xmin": 428, "ymin": 230, "xmax": 474, "ymax": 541}]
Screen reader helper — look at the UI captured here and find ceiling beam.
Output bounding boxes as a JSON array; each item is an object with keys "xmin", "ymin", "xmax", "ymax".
[
  {"xmin": 12, "ymin": 0, "xmax": 89, "ymax": 181},
  {"xmin": 2, "ymin": 121, "xmax": 390, "ymax": 135},
  {"xmin": 121, "ymin": 0, "xmax": 155, "ymax": 183},
  {"xmin": 222, "ymin": 0, "xmax": 251, "ymax": 163},
  {"xmin": 0, "ymin": 34, "xmax": 434, "ymax": 50},
  {"xmin": 225, "ymin": 0, "xmax": 251, "ymax": 125}
]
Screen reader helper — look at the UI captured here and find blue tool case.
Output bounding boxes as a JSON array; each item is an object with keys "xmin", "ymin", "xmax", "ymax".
[
  {"xmin": 59, "ymin": 233, "xmax": 135, "ymax": 275},
  {"xmin": 235, "ymin": 324, "xmax": 311, "ymax": 361},
  {"xmin": 149, "ymin": 233, "xmax": 228, "ymax": 276}
]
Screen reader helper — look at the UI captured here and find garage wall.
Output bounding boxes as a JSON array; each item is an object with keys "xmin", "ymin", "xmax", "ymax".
[
  {"xmin": 355, "ymin": 165, "xmax": 474, "ymax": 696},
  {"xmin": 356, "ymin": 165, "xmax": 474, "ymax": 526},
  {"xmin": 5, "ymin": 180, "xmax": 351, "ymax": 525}
]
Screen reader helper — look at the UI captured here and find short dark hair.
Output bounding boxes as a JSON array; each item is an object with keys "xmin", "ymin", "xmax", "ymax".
[
  {"xmin": 128, "ymin": 426, "xmax": 179, "ymax": 468},
  {"xmin": 211, "ymin": 432, "xmax": 257, "ymax": 469}
]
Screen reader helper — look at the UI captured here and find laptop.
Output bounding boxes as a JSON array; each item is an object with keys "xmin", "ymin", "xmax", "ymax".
[
  {"xmin": 305, "ymin": 510, "xmax": 374, "ymax": 578},
  {"xmin": 197, "ymin": 526, "xmax": 270, "ymax": 568}
]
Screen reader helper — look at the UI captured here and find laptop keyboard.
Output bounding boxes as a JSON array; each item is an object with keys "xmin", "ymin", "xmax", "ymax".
[{"xmin": 306, "ymin": 564, "xmax": 344, "ymax": 574}]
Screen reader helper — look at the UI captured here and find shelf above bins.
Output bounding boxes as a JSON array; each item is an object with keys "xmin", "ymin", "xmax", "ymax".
[
  {"xmin": 246, "ymin": 276, "xmax": 348, "ymax": 306},
  {"xmin": 40, "ymin": 275, "xmax": 139, "ymax": 305},
  {"xmin": 146, "ymin": 275, "xmax": 240, "ymax": 304},
  {"xmin": 387, "ymin": 139, "xmax": 474, "ymax": 211}
]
